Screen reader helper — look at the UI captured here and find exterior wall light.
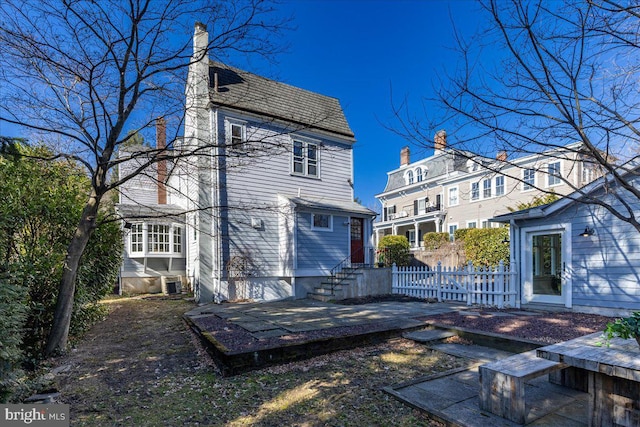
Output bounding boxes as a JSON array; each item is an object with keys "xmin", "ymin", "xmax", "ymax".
[{"xmin": 579, "ymin": 226, "xmax": 594, "ymax": 237}]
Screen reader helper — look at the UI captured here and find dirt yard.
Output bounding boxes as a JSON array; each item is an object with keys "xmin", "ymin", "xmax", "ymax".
[
  {"xmin": 49, "ymin": 295, "xmax": 616, "ymax": 426},
  {"xmin": 51, "ymin": 296, "xmax": 458, "ymax": 426}
]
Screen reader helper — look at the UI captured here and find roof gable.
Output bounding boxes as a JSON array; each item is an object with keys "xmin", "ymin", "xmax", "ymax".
[{"xmin": 209, "ymin": 63, "xmax": 355, "ymax": 142}]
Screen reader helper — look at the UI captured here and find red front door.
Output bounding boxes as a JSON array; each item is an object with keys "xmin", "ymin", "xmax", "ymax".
[{"xmin": 350, "ymin": 217, "xmax": 364, "ymax": 264}]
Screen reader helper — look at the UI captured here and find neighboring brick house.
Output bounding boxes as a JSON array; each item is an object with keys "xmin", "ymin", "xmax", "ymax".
[
  {"xmin": 374, "ymin": 130, "xmax": 598, "ymax": 250},
  {"xmin": 118, "ymin": 23, "xmax": 375, "ymax": 303}
]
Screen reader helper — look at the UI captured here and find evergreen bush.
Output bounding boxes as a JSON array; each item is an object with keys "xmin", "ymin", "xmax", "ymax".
[{"xmin": 377, "ymin": 235, "xmax": 411, "ymax": 267}]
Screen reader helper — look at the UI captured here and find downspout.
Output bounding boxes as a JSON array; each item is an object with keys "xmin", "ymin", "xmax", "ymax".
[{"xmin": 510, "ymin": 218, "xmax": 520, "ymax": 308}]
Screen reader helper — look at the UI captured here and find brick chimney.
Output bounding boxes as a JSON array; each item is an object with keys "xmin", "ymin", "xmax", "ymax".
[
  {"xmin": 434, "ymin": 130, "xmax": 447, "ymax": 152},
  {"xmin": 496, "ymin": 151, "xmax": 507, "ymax": 162},
  {"xmin": 156, "ymin": 117, "xmax": 167, "ymax": 204},
  {"xmin": 400, "ymin": 146, "xmax": 410, "ymax": 167}
]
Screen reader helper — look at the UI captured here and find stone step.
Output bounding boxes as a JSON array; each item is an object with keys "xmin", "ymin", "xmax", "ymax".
[
  {"xmin": 403, "ymin": 329, "xmax": 456, "ymax": 343},
  {"xmin": 306, "ymin": 292, "xmax": 334, "ymax": 302}
]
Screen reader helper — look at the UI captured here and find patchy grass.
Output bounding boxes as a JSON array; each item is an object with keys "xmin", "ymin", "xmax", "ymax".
[{"xmin": 51, "ymin": 296, "xmax": 459, "ymax": 426}]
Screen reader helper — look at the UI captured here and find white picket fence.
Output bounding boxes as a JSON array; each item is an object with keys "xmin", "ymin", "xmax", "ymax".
[{"xmin": 392, "ymin": 261, "xmax": 518, "ymax": 308}]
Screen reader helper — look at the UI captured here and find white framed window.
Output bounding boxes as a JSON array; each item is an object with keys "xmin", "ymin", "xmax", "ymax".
[
  {"xmin": 471, "ymin": 182, "xmax": 479, "ymax": 201},
  {"xmin": 467, "ymin": 221, "xmax": 477, "ymax": 229},
  {"xmin": 292, "ymin": 140, "xmax": 319, "ymax": 178},
  {"xmin": 416, "ymin": 197, "xmax": 427, "ymax": 214},
  {"xmin": 311, "ymin": 213, "xmax": 332, "ymax": 231},
  {"xmin": 448, "ymin": 187, "xmax": 459, "ymax": 206},
  {"xmin": 384, "ymin": 205, "xmax": 396, "ymax": 221},
  {"xmin": 582, "ymin": 163, "xmax": 594, "ymax": 184},
  {"xmin": 523, "ymin": 168, "xmax": 535, "ymax": 190},
  {"xmin": 226, "ymin": 119, "xmax": 247, "ymax": 151},
  {"xmin": 148, "ymin": 224, "xmax": 171, "ymax": 253},
  {"xmin": 407, "ymin": 170, "xmax": 414, "ymax": 185},
  {"xmin": 483, "ymin": 179, "xmax": 492, "ymax": 198},
  {"xmin": 495, "ymin": 176, "xmax": 505, "ymax": 196},
  {"xmin": 416, "ymin": 167, "xmax": 423, "ymax": 182},
  {"xmin": 547, "ymin": 161, "xmax": 561, "ymax": 186},
  {"xmin": 130, "ymin": 223, "xmax": 144, "ymax": 254},
  {"xmin": 173, "ymin": 227, "xmax": 182, "ymax": 253},
  {"xmin": 448, "ymin": 224, "xmax": 458, "ymax": 241},
  {"xmin": 481, "ymin": 220, "xmax": 490, "ymax": 229}
]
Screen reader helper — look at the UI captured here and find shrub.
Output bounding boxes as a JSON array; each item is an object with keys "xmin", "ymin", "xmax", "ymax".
[
  {"xmin": 377, "ymin": 235, "xmax": 411, "ymax": 267},
  {"xmin": 0, "ymin": 270, "xmax": 27, "ymax": 403},
  {"xmin": 422, "ymin": 232, "xmax": 450, "ymax": 251},
  {"xmin": 456, "ymin": 227, "xmax": 509, "ymax": 267},
  {"xmin": 0, "ymin": 142, "xmax": 122, "ymax": 399}
]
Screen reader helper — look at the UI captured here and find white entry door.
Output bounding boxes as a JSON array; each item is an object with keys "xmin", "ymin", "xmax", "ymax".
[{"xmin": 521, "ymin": 224, "xmax": 572, "ymax": 307}]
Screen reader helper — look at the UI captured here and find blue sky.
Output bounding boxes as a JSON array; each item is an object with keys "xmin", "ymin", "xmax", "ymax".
[
  {"xmin": 262, "ymin": 0, "xmax": 483, "ymax": 211},
  {"xmin": 0, "ymin": 0, "xmax": 483, "ymax": 212}
]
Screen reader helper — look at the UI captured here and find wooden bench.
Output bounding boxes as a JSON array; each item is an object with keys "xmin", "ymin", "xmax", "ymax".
[{"xmin": 478, "ymin": 350, "xmax": 567, "ymax": 424}]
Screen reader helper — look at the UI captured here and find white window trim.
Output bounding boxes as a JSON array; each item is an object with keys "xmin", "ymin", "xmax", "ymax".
[
  {"xmin": 482, "ymin": 178, "xmax": 492, "ymax": 199},
  {"xmin": 311, "ymin": 213, "xmax": 333, "ymax": 231},
  {"xmin": 448, "ymin": 186, "xmax": 459, "ymax": 207},
  {"xmin": 291, "ymin": 137, "xmax": 321, "ymax": 178},
  {"xmin": 406, "ymin": 170, "xmax": 414, "ymax": 185},
  {"xmin": 522, "ymin": 168, "xmax": 536, "ymax": 191},
  {"xmin": 466, "ymin": 220, "xmax": 477, "ymax": 229},
  {"xmin": 129, "ymin": 223, "xmax": 144, "ymax": 255},
  {"xmin": 471, "ymin": 182, "xmax": 480, "ymax": 201},
  {"xmin": 448, "ymin": 223, "xmax": 459, "ymax": 241},
  {"xmin": 173, "ymin": 226, "xmax": 182, "ymax": 254},
  {"xmin": 546, "ymin": 160, "xmax": 563, "ymax": 187},
  {"xmin": 225, "ymin": 118, "xmax": 247, "ymax": 148},
  {"xmin": 128, "ymin": 222, "xmax": 184, "ymax": 256},
  {"xmin": 495, "ymin": 175, "xmax": 506, "ymax": 196},
  {"xmin": 415, "ymin": 167, "xmax": 423, "ymax": 182}
]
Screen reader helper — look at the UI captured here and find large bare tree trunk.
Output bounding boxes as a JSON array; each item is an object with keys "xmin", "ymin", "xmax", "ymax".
[{"xmin": 45, "ymin": 192, "xmax": 101, "ymax": 356}]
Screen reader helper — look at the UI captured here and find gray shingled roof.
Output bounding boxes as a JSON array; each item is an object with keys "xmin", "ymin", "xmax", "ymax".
[
  {"xmin": 383, "ymin": 152, "xmax": 468, "ymax": 193},
  {"xmin": 209, "ymin": 62, "xmax": 355, "ymax": 142},
  {"xmin": 286, "ymin": 196, "xmax": 376, "ymax": 217}
]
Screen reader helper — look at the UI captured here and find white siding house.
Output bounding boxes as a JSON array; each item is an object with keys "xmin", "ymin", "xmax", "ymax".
[
  {"xmin": 165, "ymin": 23, "xmax": 375, "ymax": 303},
  {"xmin": 492, "ymin": 170, "xmax": 640, "ymax": 315}
]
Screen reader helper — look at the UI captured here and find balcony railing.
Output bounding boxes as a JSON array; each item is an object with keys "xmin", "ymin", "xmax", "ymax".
[{"xmin": 387, "ymin": 203, "xmax": 441, "ymax": 221}]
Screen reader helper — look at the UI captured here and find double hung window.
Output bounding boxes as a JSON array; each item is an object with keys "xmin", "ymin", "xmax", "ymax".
[
  {"xmin": 483, "ymin": 179, "xmax": 492, "ymax": 198},
  {"xmin": 471, "ymin": 182, "xmax": 479, "ymax": 201},
  {"xmin": 448, "ymin": 187, "xmax": 459, "ymax": 206},
  {"xmin": 495, "ymin": 176, "xmax": 505, "ymax": 196},
  {"xmin": 293, "ymin": 140, "xmax": 319, "ymax": 177},
  {"xmin": 130, "ymin": 223, "xmax": 144, "ymax": 254},
  {"xmin": 548, "ymin": 162, "xmax": 561, "ymax": 186},
  {"xmin": 523, "ymin": 169, "xmax": 535, "ymax": 190}
]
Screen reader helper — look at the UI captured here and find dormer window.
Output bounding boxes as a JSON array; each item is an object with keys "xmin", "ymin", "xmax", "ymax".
[
  {"xmin": 466, "ymin": 158, "xmax": 480, "ymax": 172},
  {"xmin": 406, "ymin": 170, "xmax": 414, "ymax": 185},
  {"xmin": 416, "ymin": 167, "xmax": 423, "ymax": 182}
]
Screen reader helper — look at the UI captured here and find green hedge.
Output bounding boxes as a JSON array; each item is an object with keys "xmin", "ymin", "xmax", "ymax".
[
  {"xmin": 456, "ymin": 227, "xmax": 509, "ymax": 267},
  {"xmin": 422, "ymin": 232, "xmax": 450, "ymax": 251},
  {"xmin": 377, "ymin": 235, "xmax": 411, "ymax": 267}
]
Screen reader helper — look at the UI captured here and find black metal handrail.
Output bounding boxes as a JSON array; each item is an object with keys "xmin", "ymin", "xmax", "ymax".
[{"xmin": 328, "ymin": 246, "xmax": 369, "ymax": 294}]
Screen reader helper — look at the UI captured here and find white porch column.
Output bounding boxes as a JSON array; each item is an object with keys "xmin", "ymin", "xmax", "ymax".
[
  {"xmin": 392, "ymin": 224, "xmax": 398, "ymax": 235},
  {"xmin": 436, "ymin": 218, "xmax": 441, "ymax": 233},
  {"xmin": 414, "ymin": 222, "xmax": 420, "ymax": 249}
]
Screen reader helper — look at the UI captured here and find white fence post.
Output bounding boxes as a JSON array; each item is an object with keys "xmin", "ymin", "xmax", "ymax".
[{"xmin": 436, "ymin": 261, "xmax": 442, "ymax": 302}]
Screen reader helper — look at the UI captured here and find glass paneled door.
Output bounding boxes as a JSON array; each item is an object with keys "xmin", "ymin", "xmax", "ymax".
[
  {"xmin": 522, "ymin": 226, "xmax": 571, "ymax": 306},
  {"xmin": 350, "ymin": 218, "xmax": 364, "ymax": 264}
]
